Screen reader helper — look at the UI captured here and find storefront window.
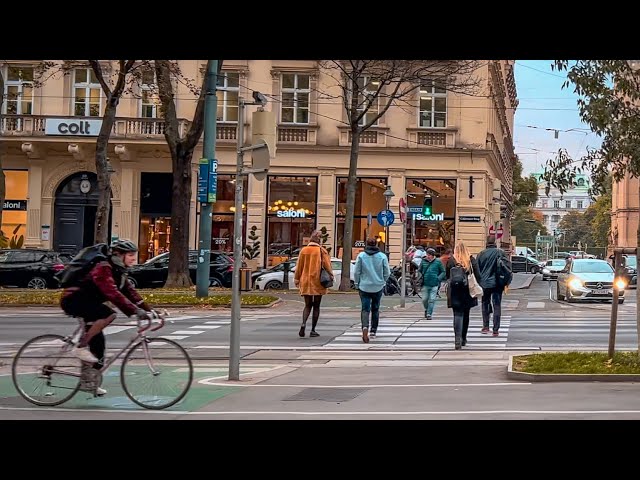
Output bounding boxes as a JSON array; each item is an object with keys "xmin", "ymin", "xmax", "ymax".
[
  {"xmin": 1, "ymin": 170, "xmax": 28, "ymax": 248},
  {"xmin": 267, "ymin": 176, "xmax": 317, "ymax": 266},
  {"xmin": 139, "ymin": 173, "xmax": 172, "ymax": 263},
  {"xmin": 405, "ymin": 178, "xmax": 457, "ymax": 255},
  {"xmin": 209, "ymin": 174, "xmax": 247, "ymax": 253},
  {"xmin": 335, "ymin": 177, "xmax": 388, "ymax": 258}
]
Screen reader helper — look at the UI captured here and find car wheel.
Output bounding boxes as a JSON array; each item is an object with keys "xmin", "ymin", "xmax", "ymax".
[
  {"xmin": 619, "ymin": 298, "xmax": 625, "ymax": 304},
  {"xmin": 209, "ymin": 278, "xmax": 222, "ymax": 287},
  {"xmin": 530, "ymin": 266, "xmax": 538, "ymax": 274},
  {"xmin": 264, "ymin": 280, "xmax": 283, "ymax": 290},
  {"xmin": 566, "ymin": 288, "xmax": 574, "ymax": 303},
  {"xmin": 128, "ymin": 276, "xmax": 138, "ymax": 288},
  {"xmin": 557, "ymin": 283, "xmax": 565, "ymax": 301},
  {"xmin": 27, "ymin": 277, "xmax": 48, "ymax": 289},
  {"xmin": 350, "ymin": 280, "xmax": 356, "ymax": 290}
]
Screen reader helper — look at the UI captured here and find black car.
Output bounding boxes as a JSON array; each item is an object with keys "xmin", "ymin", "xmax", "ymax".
[
  {"xmin": 609, "ymin": 254, "xmax": 637, "ymax": 287},
  {"xmin": 0, "ymin": 249, "xmax": 66, "ymax": 289},
  {"xmin": 128, "ymin": 250, "xmax": 234, "ymax": 289},
  {"xmin": 510, "ymin": 254, "xmax": 544, "ymax": 274}
]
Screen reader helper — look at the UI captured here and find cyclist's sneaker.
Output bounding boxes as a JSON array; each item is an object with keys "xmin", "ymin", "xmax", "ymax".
[
  {"xmin": 79, "ymin": 382, "xmax": 107, "ymax": 396},
  {"xmin": 95, "ymin": 387, "xmax": 107, "ymax": 396},
  {"xmin": 72, "ymin": 346, "xmax": 98, "ymax": 363}
]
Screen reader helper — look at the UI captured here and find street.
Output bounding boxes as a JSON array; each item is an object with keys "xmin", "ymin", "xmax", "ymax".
[{"xmin": 0, "ymin": 274, "xmax": 639, "ymax": 419}]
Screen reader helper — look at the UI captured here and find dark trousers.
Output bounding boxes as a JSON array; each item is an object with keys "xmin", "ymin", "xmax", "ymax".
[
  {"xmin": 481, "ymin": 288, "xmax": 503, "ymax": 332},
  {"xmin": 359, "ymin": 289, "xmax": 383, "ymax": 331},
  {"xmin": 453, "ymin": 308, "xmax": 471, "ymax": 343}
]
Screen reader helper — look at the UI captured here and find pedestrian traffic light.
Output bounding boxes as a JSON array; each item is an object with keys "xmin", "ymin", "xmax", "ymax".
[{"xmin": 423, "ymin": 196, "xmax": 432, "ymax": 216}]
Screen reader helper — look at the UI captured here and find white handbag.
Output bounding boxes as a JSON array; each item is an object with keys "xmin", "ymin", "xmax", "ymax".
[{"xmin": 468, "ymin": 262, "xmax": 483, "ymax": 298}]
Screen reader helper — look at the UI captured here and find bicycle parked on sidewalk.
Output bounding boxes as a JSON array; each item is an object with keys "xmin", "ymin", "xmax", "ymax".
[{"xmin": 11, "ymin": 310, "xmax": 193, "ymax": 410}]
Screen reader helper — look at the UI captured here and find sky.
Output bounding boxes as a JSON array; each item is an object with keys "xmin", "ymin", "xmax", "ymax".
[{"xmin": 513, "ymin": 60, "xmax": 602, "ymax": 176}]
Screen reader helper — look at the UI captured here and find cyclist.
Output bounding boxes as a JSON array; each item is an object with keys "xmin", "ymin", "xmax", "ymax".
[{"xmin": 60, "ymin": 239, "xmax": 154, "ymax": 395}]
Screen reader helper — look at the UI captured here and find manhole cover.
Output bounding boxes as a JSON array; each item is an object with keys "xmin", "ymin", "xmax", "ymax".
[{"xmin": 283, "ymin": 387, "xmax": 367, "ymax": 402}]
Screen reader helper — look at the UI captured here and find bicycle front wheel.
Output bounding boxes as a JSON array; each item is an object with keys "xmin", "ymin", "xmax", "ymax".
[
  {"xmin": 12, "ymin": 334, "xmax": 82, "ymax": 406},
  {"xmin": 120, "ymin": 337, "xmax": 193, "ymax": 410}
]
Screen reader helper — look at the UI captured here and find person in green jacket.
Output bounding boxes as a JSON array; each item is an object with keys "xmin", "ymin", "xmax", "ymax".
[{"xmin": 420, "ymin": 248, "xmax": 446, "ymax": 319}]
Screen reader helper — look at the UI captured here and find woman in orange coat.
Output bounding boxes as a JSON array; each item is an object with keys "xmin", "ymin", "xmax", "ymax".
[{"xmin": 294, "ymin": 230, "xmax": 334, "ymax": 337}]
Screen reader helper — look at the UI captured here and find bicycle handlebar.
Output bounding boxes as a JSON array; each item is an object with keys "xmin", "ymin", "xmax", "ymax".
[{"xmin": 136, "ymin": 309, "xmax": 169, "ymax": 333}]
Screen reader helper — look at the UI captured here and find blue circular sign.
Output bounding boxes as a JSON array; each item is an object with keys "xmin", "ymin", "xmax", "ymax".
[{"xmin": 377, "ymin": 209, "xmax": 395, "ymax": 227}]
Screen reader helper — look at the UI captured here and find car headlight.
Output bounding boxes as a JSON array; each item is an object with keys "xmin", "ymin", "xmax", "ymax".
[
  {"xmin": 569, "ymin": 278, "xmax": 583, "ymax": 290},
  {"xmin": 542, "ymin": 268, "xmax": 550, "ymax": 274},
  {"xmin": 615, "ymin": 279, "xmax": 627, "ymax": 290},
  {"xmin": 256, "ymin": 276, "xmax": 264, "ymax": 282}
]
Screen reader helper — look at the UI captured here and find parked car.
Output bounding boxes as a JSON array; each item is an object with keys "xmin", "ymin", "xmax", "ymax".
[
  {"xmin": 0, "ymin": 249, "xmax": 66, "ymax": 289},
  {"xmin": 128, "ymin": 250, "xmax": 235, "ymax": 289},
  {"xmin": 251, "ymin": 258, "xmax": 299, "ymax": 288},
  {"xmin": 556, "ymin": 258, "xmax": 626, "ymax": 303},
  {"xmin": 254, "ymin": 257, "xmax": 356, "ymax": 290},
  {"xmin": 542, "ymin": 258, "xmax": 567, "ymax": 281},
  {"xmin": 510, "ymin": 254, "xmax": 544, "ymax": 274},
  {"xmin": 608, "ymin": 254, "xmax": 637, "ymax": 288}
]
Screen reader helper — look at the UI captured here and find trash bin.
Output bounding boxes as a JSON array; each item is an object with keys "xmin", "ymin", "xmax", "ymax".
[{"xmin": 240, "ymin": 268, "xmax": 252, "ymax": 292}]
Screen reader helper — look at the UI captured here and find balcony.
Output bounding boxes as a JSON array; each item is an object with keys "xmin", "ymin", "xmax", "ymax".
[
  {"xmin": 338, "ymin": 126, "xmax": 388, "ymax": 147},
  {"xmin": 406, "ymin": 128, "xmax": 457, "ymax": 149},
  {"xmin": 277, "ymin": 124, "xmax": 318, "ymax": 145}
]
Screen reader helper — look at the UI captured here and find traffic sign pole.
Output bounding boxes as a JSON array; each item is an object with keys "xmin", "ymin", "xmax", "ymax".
[{"xmin": 400, "ymin": 199, "xmax": 406, "ymax": 308}]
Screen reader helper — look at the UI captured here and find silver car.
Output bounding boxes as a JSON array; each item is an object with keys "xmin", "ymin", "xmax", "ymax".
[
  {"xmin": 542, "ymin": 258, "xmax": 567, "ymax": 281},
  {"xmin": 556, "ymin": 259, "xmax": 626, "ymax": 303}
]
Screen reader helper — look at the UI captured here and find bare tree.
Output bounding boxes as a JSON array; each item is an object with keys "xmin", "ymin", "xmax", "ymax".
[
  {"xmin": 154, "ymin": 60, "xmax": 221, "ymax": 287},
  {"xmin": 319, "ymin": 60, "xmax": 481, "ymax": 290}
]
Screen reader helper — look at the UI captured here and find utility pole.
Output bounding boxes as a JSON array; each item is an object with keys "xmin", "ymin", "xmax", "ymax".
[{"xmin": 196, "ymin": 60, "xmax": 219, "ymax": 298}]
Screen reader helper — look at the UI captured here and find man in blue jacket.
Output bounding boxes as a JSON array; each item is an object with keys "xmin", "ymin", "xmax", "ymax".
[
  {"xmin": 420, "ymin": 248, "xmax": 446, "ymax": 319},
  {"xmin": 354, "ymin": 237, "xmax": 391, "ymax": 343}
]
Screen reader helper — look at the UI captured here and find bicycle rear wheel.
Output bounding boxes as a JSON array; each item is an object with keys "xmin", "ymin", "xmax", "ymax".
[
  {"xmin": 12, "ymin": 334, "xmax": 82, "ymax": 406},
  {"xmin": 120, "ymin": 337, "xmax": 193, "ymax": 410}
]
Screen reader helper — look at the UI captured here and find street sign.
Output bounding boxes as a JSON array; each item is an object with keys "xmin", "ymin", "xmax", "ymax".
[
  {"xmin": 197, "ymin": 158, "xmax": 209, "ymax": 203},
  {"xmin": 208, "ymin": 158, "xmax": 218, "ymax": 203},
  {"xmin": 489, "ymin": 224, "xmax": 504, "ymax": 239},
  {"xmin": 459, "ymin": 215, "xmax": 481, "ymax": 222},
  {"xmin": 377, "ymin": 209, "xmax": 395, "ymax": 227},
  {"xmin": 399, "ymin": 198, "xmax": 407, "ymax": 223}
]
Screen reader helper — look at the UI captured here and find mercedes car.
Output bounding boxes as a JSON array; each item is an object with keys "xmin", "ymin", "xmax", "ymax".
[{"xmin": 556, "ymin": 258, "xmax": 626, "ymax": 303}]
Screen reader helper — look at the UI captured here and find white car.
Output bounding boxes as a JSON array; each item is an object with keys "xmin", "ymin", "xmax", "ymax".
[{"xmin": 254, "ymin": 257, "xmax": 356, "ymax": 290}]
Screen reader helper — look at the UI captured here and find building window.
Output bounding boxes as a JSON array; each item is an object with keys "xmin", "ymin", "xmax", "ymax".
[
  {"xmin": 1, "ymin": 170, "xmax": 28, "ymax": 246},
  {"xmin": 281, "ymin": 73, "xmax": 310, "ymax": 124},
  {"xmin": 267, "ymin": 176, "xmax": 317, "ymax": 266},
  {"xmin": 356, "ymin": 76, "xmax": 380, "ymax": 126},
  {"xmin": 3, "ymin": 66, "xmax": 33, "ymax": 115},
  {"xmin": 577, "ymin": 201, "xmax": 583, "ymax": 209},
  {"xmin": 335, "ymin": 177, "xmax": 388, "ymax": 258},
  {"xmin": 552, "ymin": 215, "xmax": 560, "ymax": 223},
  {"xmin": 405, "ymin": 178, "xmax": 457, "ymax": 254},
  {"xmin": 577, "ymin": 178, "xmax": 585, "ymax": 187},
  {"xmin": 140, "ymin": 69, "xmax": 163, "ymax": 118},
  {"xmin": 565, "ymin": 200, "xmax": 572, "ymax": 209},
  {"xmin": 73, "ymin": 68, "xmax": 102, "ymax": 116},
  {"xmin": 216, "ymin": 72, "xmax": 239, "ymax": 122},
  {"xmin": 554, "ymin": 200, "xmax": 560, "ymax": 209},
  {"xmin": 210, "ymin": 175, "xmax": 248, "ymax": 253},
  {"xmin": 419, "ymin": 80, "xmax": 447, "ymax": 128},
  {"xmin": 543, "ymin": 215, "xmax": 549, "ymax": 224}
]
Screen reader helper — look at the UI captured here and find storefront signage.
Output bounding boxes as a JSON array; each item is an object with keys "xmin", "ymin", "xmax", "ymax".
[
  {"xmin": 354, "ymin": 240, "xmax": 366, "ymax": 247},
  {"xmin": 459, "ymin": 215, "xmax": 481, "ymax": 222},
  {"xmin": 276, "ymin": 207, "xmax": 306, "ymax": 218},
  {"xmin": 3, "ymin": 200, "xmax": 27, "ymax": 211},
  {"xmin": 45, "ymin": 118, "xmax": 103, "ymax": 136},
  {"xmin": 412, "ymin": 212, "xmax": 444, "ymax": 221}
]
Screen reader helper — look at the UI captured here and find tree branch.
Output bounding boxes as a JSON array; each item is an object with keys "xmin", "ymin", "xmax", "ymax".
[{"xmin": 89, "ymin": 60, "xmax": 112, "ymax": 95}]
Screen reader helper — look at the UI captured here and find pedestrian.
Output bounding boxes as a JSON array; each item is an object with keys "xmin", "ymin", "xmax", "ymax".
[
  {"xmin": 437, "ymin": 248, "xmax": 452, "ymax": 297},
  {"xmin": 445, "ymin": 240, "xmax": 480, "ymax": 349},
  {"xmin": 354, "ymin": 237, "xmax": 391, "ymax": 343},
  {"xmin": 294, "ymin": 229, "xmax": 334, "ymax": 338},
  {"xmin": 476, "ymin": 235, "xmax": 511, "ymax": 336},
  {"xmin": 420, "ymin": 247, "xmax": 446, "ymax": 319}
]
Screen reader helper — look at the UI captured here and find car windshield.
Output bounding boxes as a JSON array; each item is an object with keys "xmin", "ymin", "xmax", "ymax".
[
  {"xmin": 548, "ymin": 260, "xmax": 565, "ymax": 266},
  {"xmin": 572, "ymin": 261, "xmax": 613, "ymax": 274},
  {"xmin": 144, "ymin": 254, "xmax": 168, "ymax": 264},
  {"xmin": 626, "ymin": 256, "xmax": 637, "ymax": 268}
]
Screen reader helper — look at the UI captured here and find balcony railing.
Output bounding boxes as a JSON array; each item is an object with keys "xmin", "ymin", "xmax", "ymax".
[
  {"xmin": 406, "ymin": 128, "xmax": 456, "ymax": 148},
  {"xmin": 277, "ymin": 124, "xmax": 318, "ymax": 145}
]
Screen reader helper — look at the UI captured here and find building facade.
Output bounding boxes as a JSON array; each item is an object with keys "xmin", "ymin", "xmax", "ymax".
[
  {"xmin": 0, "ymin": 60, "xmax": 518, "ymax": 267},
  {"xmin": 611, "ymin": 176, "xmax": 639, "ymax": 249},
  {"xmin": 532, "ymin": 172, "xmax": 592, "ymax": 235}
]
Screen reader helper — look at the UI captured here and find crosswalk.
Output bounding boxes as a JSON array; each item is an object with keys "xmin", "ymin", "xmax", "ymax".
[{"xmin": 325, "ymin": 314, "xmax": 512, "ymax": 350}]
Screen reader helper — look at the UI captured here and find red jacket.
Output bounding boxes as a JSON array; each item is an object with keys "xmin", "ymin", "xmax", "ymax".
[{"xmin": 64, "ymin": 261, "xmax": 149, "ymax": 316}]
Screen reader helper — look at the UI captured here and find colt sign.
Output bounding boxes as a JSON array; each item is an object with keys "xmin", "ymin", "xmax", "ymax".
[{"xmin": 45, "ymin": 118, "xmax": 103, "ymax": 136}]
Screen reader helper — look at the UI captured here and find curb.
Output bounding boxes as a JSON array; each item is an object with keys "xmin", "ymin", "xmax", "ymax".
[
  {"xmin": 507, "ymin": 354, "xmax": 640, "ymax": 382},
  {"xmin": 0, "ymin": 298, "xmax": 282, "ymax": 309}
]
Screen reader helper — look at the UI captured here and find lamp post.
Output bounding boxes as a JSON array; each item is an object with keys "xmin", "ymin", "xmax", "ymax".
[{"xmin": 383, "ymin": 185, "xmax": 395, "ymax": 257}]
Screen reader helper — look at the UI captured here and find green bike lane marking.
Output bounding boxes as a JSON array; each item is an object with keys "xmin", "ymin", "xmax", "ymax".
[{"xmin": 0, "ymin": 367, "xmax": 273, "ymax": 412}]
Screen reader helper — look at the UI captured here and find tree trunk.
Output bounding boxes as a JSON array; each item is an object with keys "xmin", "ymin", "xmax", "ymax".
[
  {"xmin": 637, "ymin": 181, "xmax": 640, "ymax": 353},
  {"xmin": 165, "ymin": 144, "xmax": 193, "ymax": 287},
  {"xmin": 339, "ymin": 129, "xmax": 361, "ymax": 291},
  {"xmin": 0, "ymin": 69, "xmax": 4, "ymax": 233},
  {"xmin": 94, "ymin": 94, "xmax": 117, "ymax": 244}
]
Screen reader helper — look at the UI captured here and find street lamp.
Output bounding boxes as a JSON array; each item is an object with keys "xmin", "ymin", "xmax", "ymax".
[{"xmin": 383, "ymin": 185, "xmax": 395, "ymax": 257}]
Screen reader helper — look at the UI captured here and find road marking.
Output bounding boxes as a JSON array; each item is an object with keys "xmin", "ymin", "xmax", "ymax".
[
  {"xmin": 195, "ymin": 381, "xmax": 531, "ymax": 387},
  {"xmin": 192, "ymin": 325, "xmax": 223, "ymax": 330},
  {"xmin": 527, "ymin": 302, "xmax": 545, "ymax": 308},
  {"xmin": 160, "ymin": 335, "xmax": 189, "ymax": 340},
  {"xmin": 171, "ymin": 330, "xmax": 205, "ymax": 335}
]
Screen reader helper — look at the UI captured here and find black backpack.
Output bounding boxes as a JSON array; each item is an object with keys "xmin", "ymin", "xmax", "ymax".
[
  {"xmin": 56, "ymin": 243, "xmax": 109, "ymax": 288},
  {"xmin": 495, "ymin": 256, "xmax": 513, "ymax": 288},
  {"xmin": 449, "ymin": 263, "xmax": 468, "ymax": 289}
]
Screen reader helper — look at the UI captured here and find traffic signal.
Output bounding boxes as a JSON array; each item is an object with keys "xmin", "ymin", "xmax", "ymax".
[{"xmin": 423, "ymin": 196, "xmax": 432, "ymax": 216}]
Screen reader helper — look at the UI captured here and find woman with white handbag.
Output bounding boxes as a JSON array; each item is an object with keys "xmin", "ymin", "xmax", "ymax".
[{"xmin": 445, "ymin": 240, "xmax": 482, "ymax": 349}]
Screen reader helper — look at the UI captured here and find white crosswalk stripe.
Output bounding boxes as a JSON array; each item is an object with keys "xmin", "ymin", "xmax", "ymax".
[{"xmin": 324, "ymin": 315, "xmax": 512, "ymax": 350}]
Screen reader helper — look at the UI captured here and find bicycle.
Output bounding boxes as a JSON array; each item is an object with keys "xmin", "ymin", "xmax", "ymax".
[{"xmin": 11, "ymin": 310, "xmax": 193, "ymax": 410}]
